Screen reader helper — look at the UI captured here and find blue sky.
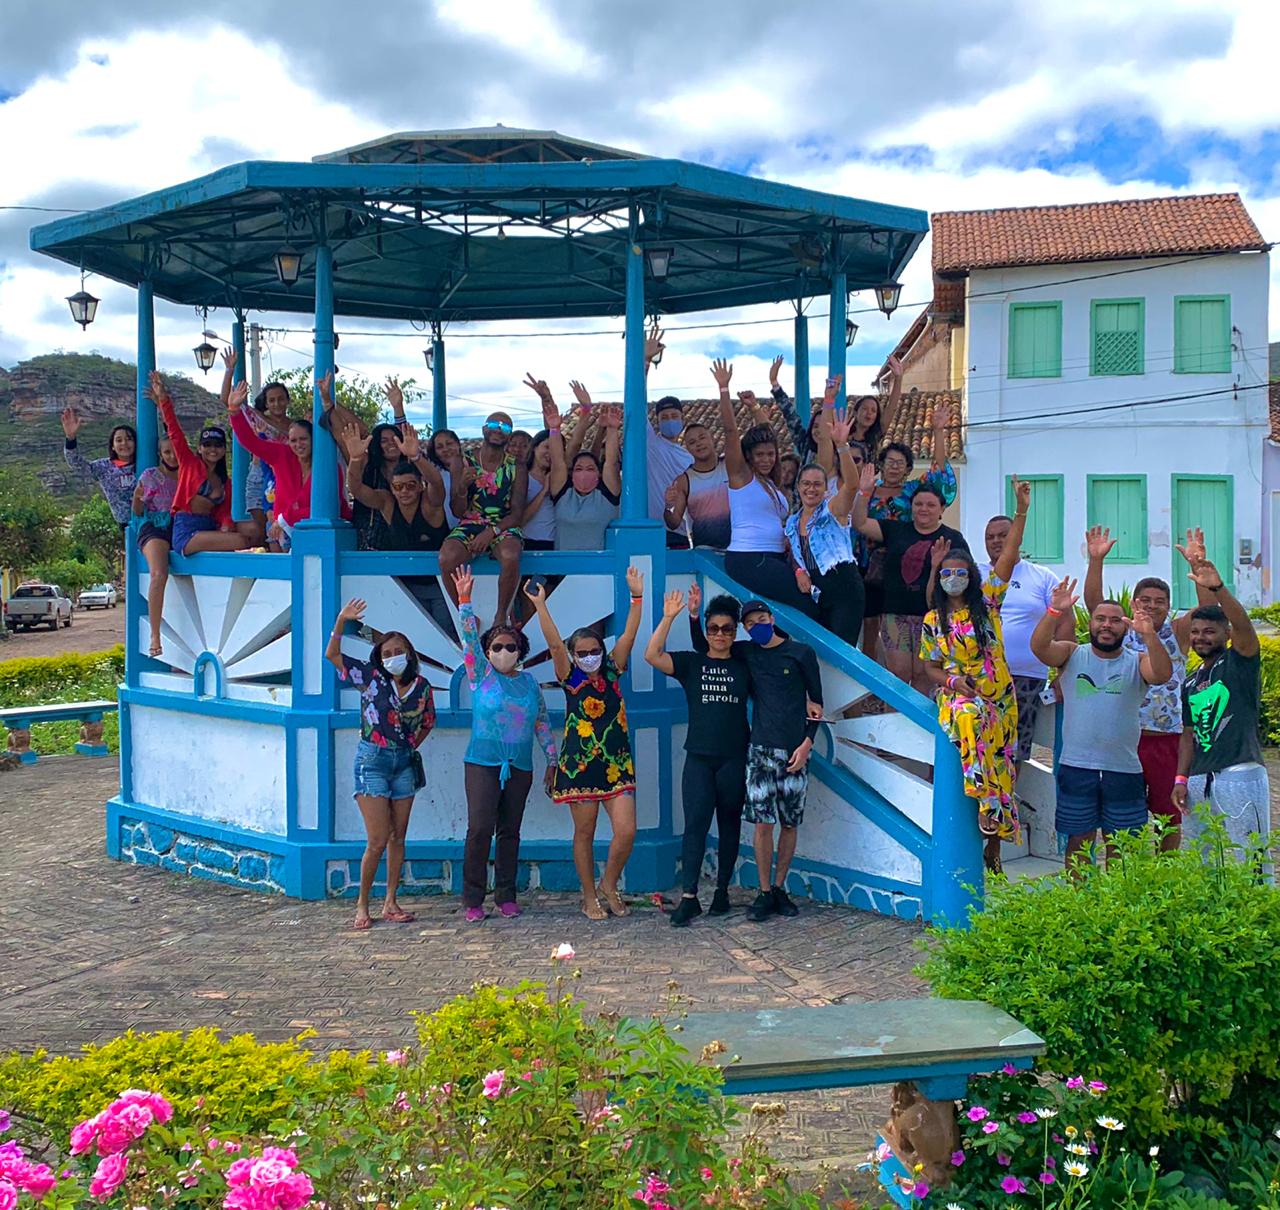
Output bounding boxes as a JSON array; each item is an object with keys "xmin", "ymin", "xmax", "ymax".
[{"xmin": 1, "ymin": 0, "xmax": 1277, "ymax": 431}]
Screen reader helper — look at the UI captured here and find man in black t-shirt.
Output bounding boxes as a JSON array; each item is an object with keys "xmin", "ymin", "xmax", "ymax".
[
  {"xmin": 1172, "ymin": 558, "xmax": 1271, "ymax": 875},
  {"xmin": 646, "ymin": 590, "xmax": 751, "ymax": 926},
  {"xmin": 689, "ymin": 590, "xmax": 823, "ymax": 922}
]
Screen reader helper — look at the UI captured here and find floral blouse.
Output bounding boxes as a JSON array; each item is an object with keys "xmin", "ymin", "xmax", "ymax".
[
  {"xmin": 461, "ymin": 604, "xmax": 556, "ymax": 780},
  {"xmin": 339, "ymin": 654, "xmax": 436, "ymax": 750},
  {"xmin": 1125, "ymin": 619, "xmax": 1185, "ymax": 734},
  {"xmin": 919, "ymin": 573, "xmax": 1013, "ymax": 699}
]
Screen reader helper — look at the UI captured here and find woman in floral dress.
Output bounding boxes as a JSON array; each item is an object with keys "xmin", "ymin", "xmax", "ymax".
[
  {"xmin": 920, "ymin": 479, "xmax": 1030, "ymax": 873},
  {"xmin": 526, "ymin": 566, "xmax": 645, "ymax": 920}
]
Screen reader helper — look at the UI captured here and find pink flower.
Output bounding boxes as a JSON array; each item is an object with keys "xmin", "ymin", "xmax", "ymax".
[
  {"xmin": 912, "ymin": 1181, "xmax": 929, "ymax": 1198},
  {"xmin": 223, "ymin": 1141, "xmax": 242, "ymax": 1154},
  {"xmin": 1001, "ymin": 1175, "xmax": 1027, "ymax": 1194},
  {"xmin": 950, "ymin": 1150, "xmax": 966, "ymax": 1166},
  {"xmin": 3, "ymin": 1160, "xmax": 56, "ymax": 1200},
  {"xmin": 383, "ymin": 1050, "xmax": 407, "ymax": 1066},
  {"xmin": 1088, "ymin": 1080, "xmax": 1107, "ymax": 1091},
  {"xmin": 0, "ymin": 1111, "xmax": 9, "ymax": 1135},
  {"xmin": 966, "ymin": 1106, "xmax": 989, "ymax": 1121},
  {"xmin": 223, "ymin": 1147, "xmax": 311, "ymax": 1210},
  {"xmin": 1065, "ymin": 1076, "xmax": 1085, "ymax": 1090},
  {"xmin": 393, "ymin": 1092, "xmax": 411, "ymax": 1113},
  {"xmin": 1001, "ymin": 1062, "xmax": 1018, "ymax": 1074},
  {"xmin": 481, "ymin": 1069, "xmax": 505, "ymax": 1099},
  {"xmin": 1017, "ymin": 1111, "xmax": 1038, "ymax": 1124},
  {"xmin": 0, "ymin": 1144, "xmax": 16, "ymax": 1165},
  {"xmin": 113, "ymin": 1091, "xmax": 173, "ymax": 1124},
  {"xmin": 70, "ymin": 1115, "xmax": 102, "ymax": 1156},
  {"xmin": 700, "ymin": 1167, "xmax": 713, "ymax": 1181},
  {"xmin": 550, "ymin": 943, "xmax": 575, "ymax": 962},
  {"xmin": 1040, "ymin": 1171, "xmax": 1057, "ymax": 1184},
  {"xmin": 0, "ymin": 1179, "xmax": 16, "ymax": 1210},
  {"xmin": 982, "ymin": 1121, "xmax": 1000, "ymax": 1134},
  {"xmin": 89, "ymin": 1153, "xmax": 129, "ymax": 1201},
  {"xmin": 997, "ymin": 1152, "xmax": 1011, "ymax": 1166}
]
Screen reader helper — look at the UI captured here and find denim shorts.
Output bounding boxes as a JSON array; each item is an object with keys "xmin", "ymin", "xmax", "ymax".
[
  {"xmin": 171, "ymin": 512, "xmax": 215, "ymax": 555},
  {"xmin": 1055, "ymin": 763, "xmax": 1147, "ymax": 837},
  {"xmin": 353, "ymin": 739, "xmax": 417, "ymax": 799}
]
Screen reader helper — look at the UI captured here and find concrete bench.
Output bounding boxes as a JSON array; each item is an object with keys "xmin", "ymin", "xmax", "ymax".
[
  {"xmin": 676, "ymin": 998, "xmax": 1044, "ymax": 1207},
  {"xmin": 0, "ymin": 700, "xmax": 118, "ymax": 763}
]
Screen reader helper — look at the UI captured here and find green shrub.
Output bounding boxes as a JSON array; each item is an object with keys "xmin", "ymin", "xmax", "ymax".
[
  {"xmin": 919, "ymin": 819, "xmax": 1280, "ymax": 1154},
  {"xmin": 0, "ymin": 646, "xmax": 124, "ymax": 705},
  {"xmin": 1248, "ymin": 603, "xmax": 1280, "ymax": 627}
]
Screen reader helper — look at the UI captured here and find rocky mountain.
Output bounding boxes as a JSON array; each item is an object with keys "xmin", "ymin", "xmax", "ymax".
[{"xmin": 0, "ymin": 353, "xmax": 220, "ymax": 503}]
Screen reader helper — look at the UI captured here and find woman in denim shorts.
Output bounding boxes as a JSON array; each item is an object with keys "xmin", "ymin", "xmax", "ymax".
[{"xmin": 326, "ymin": 598, "xmax": 437, "ymax": 931}]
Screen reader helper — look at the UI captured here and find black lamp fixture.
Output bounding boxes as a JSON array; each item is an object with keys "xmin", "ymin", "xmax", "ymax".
[
  {"xmin": 192, "ymin": 311, "xmax": 218, "ymax": 374},
  {"xmin": 423, "ymin": 346, "xmax": 435, "ymax": 373},
  {"xmin": 875, "ymin": 281, "xmax": 902, "ymax": 317},
  {"xmin": 845, "ymin": 318, "xmax": 859, "ymax": 348},
  {"xmin": 274, "ymin": 247, "xmax": 303, "ymax": 287},
  {"xmin": 66, "ymin": 268, "xmax": 99, "ymax": 329},
  {"xmin": 644, "ymin": 245, "xmax": 674, "ymax": 281}
]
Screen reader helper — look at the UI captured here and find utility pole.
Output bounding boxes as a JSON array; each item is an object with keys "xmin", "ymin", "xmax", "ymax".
[{"xmin": 248, "ymin": 322, "xmax": 262, "ymax": 399}]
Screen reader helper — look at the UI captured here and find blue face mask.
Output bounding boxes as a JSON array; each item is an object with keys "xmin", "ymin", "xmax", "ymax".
[
  {"xmin": 746, "ymin": 621, "xmax": 774, "ymax": 645},
  {"xmin": 658, "ymin": 417, "xmax": 683, "ymax": 439}
]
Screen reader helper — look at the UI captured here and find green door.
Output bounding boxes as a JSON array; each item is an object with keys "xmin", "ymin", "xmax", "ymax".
[{"xmin": 1170, "ymin": 475, "xmax": 1233, "ymax": 609}]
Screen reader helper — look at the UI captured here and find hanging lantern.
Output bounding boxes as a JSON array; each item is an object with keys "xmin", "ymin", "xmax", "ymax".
[
  {"xmin": 875, "ymin": 281, "xmax": 903, "ymax": 317},
  {"xmin": 67, "ymin": 267, "xmax": 99, "ymax": 328},
  {"xmin": 644, "ymin": 246, "xmax": 674, "ymax": 281},
  {"xmin": 274, "ymin": 248, "xmax": 303, "ymax": 286},
  {"xmin": 193, "ymin": 340, "xmax": 218, "ymax": 373},
  {"xmin": 845, "ymin": 318, "xmax": 859, "ymax": 348},
  {"xmin": 424, "ymin": 346, "xmax": 435, "ymax": 373}
]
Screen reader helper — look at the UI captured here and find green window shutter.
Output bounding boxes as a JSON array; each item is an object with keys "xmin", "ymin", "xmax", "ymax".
[
  {"xmin": 1086, "ymin": 475, "xmax": 1148, "ymax": 562},
  {"xmin": 1170, "ymin": 475, "xmax": 1234, "ymax": 608},
  {"xmin": 1006, "ymin": 475, "xmax": 1064, "ymax": 562},
  {"xmin": 1174, "ymin": 296, "xmax": 1230, "ymax": 373},
  {"xmin": 1090, "ymin": 299, "xmax": 1144, "ymax": 375},
  {"xmin": 1008, "ymin": 302, "xmax": 1062, "ymax": 378}
]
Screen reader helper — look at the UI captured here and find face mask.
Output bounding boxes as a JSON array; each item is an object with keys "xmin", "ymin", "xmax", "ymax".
[
  {"xmin": 382, "ymin": 653, "xmax": 409, "ymax": 677},
  {"xmin": 939, "ymin": 571, "xmax": 969, "ymax": 597},
  {"xmin": 575, "ymin": 652, "xmax": 604, "ymax": 674},
  {"xmin": 746, "ymin": 621, "xmax": 774, "ymax": 645},
  {"xmin": 489, "ymin": 647, "xmax": 519, "ymax": 672},
  {"xmin": 659, "ymin": 418, "xmax": 683, "ymax": 439},
  {"xmin": 572, "ymin": 469, "xmax": 600, "ymax": 494}
]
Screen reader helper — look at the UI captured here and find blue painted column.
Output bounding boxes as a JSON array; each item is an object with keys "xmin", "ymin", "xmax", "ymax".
[
  {"xmin": 135, "ymin": 281, "xmax": 156, "ymax": 474},
  {"xmin": 431, "ymin": 334, "xmax": 447, "ymax": 435},
  {"xmin": 925, "ymin": 733, "xmax": 983, "ymax": 927},
  {"xmin": 230, "ymin": 317, "xmax": 248, "ymax": 521},
  {"xmin": 308, "ymin": 243, "xmax": 338, "ymax": 522},
  {"xmin": 793, "ymin": 309, "xmax": 811, "ymax": 426},
  {"xmin": 827, "ymin": 270, "xmax": 847, "ymax": 401},
  {"xmin": 619, "ymin": 228, "xmax": 648, "ymax": 522},
  {"xmin": 125, "ymin": 281, "xmax": 157, "ymax": 693}
]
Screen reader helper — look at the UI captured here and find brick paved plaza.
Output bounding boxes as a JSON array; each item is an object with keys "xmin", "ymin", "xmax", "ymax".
[{"xmin": 0, "ymin": 757, "xmax": 929, "ymax": 1186}]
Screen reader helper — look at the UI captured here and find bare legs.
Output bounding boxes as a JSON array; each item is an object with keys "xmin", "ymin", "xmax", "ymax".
[
  {"xmin": 183, "ymin": 530, "xmax": 251, "ymax": 554},
  {"xmin": 354, "ymin": 794, "xmax": 416, "ymax": 927},
  {"xmin": 140, "ymin": 537, "xmax": 170, "ymax": 657},
  {"xmin": 752, "ymin": 823, "xmax": 797, "ymax": 890},
  {"xmin": 439, "ymin": 535, "xmax": 524, "ymax": 626},
  {"xmin": 570, "ymin": 795, "xmax": 636, "ymax": 920}
]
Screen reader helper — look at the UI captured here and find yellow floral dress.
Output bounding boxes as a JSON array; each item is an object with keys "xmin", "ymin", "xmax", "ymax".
[
  {"xmin": 552, "ymin": 656, "xmax": 635, "ymax": 804},
  {"xmin": 919, "ymin": 574, "xmax": 1020, "ymax": 839}
]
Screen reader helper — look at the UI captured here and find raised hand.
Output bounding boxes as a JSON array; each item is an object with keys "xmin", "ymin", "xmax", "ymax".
[
  {"xmin": 569, "ymin": 380, "xmax": 593, "ymax": 409},
  {"xmin": 858, "ymin": 461, "xmax": 877, "ymax": 494},
  {"xmin": 768, "ymin": 355, "xmax": 784, "ymax": 388},
  {"xmin": 687, "ymin": 582, "xmax": 702, "ymax": 616},
  {"xmin": 343, "ymin": 428, "xmax": 373, "ymax": 461},
  {"xmin": 394, "ymin": 425, "xmax": 421, "ymax": 462},
  {"xmin": 828, "ymin": 406, "xmax": 853, "ymax": 447},
  {"xmin": 662, "ymin": 590, "xmax": 685, "ymax": 619},
  {"xmin": 1132, "ymin": 610, "xmax": 1155, "ymax": 642},
  {"xmin": 60, "ymin": 406, "xmax": 81, "ymax": 439},
  {"xmin": 932, "ymin": 400, "xmax": 952, "ymax": 430},
  {"xmin": 145, "ymin": 370, "xmax": 168, "ymax": 405},
  {"xmin": 929, "ymin": 535, "xmax": 952, "ymax": 571},
  {"xmin": 644, "ymin": 322, "xmax": 665, "ymax": 365},
  {"xmin": 221, "ymin": 347, "xmax": 238, "ymax": 372},
  {"xmin": 823, "ymin": 372, "xmax": 844, "ymax": 407},
  {"xmin": 886, "ymin": 353, "xmax": 904, "ymax": 380},
  {"xmin": 601, "ymin": 404, "xmax": 622, "ymax": 430},
  {"xmin": 1012, "ymin": 475, "xmax": 1031, "ymax": 514},
  {"xmin": 711, "ymin": 358, "xmax": 732, "ymax": 390},
  {"xmin": 539, "ymin": 394, "xmax": 562, "ymax": 431},
  {"xmin": 384, "ymin": 377, "xmax": 404, "ymax": 412},
  {"xmin": 1086, "ymin": 525, "xmax": 1116, "ymax": 561},
  {"xmin": 522, "ymin": 371, "xmax": 552, "ymax": 402},
  {"xmin": 1050, "ymin": 576, "xmax": 1079, "ymax": 615},
  {"xmin": 338, "ymin": 597, "xmax": 367, "ymax": 623},
  {"xmin": 227, "ymin": 380, "xmax": 249, "ymax": 412},
  {"xmin": 1186, "ymin": 557, "xmax": 1224, "ymax": 591},
  {"xmin": 1175, "ymin": 527, "xmax": 1207, "ymax": 570},
  {"xmin": 625, "ymin": 565, "xmax": 645, "ymax": 598},
  {"xmin": 737, "ymin": 389, "xmax": 758, "ymax": 407},
  {"xmin": 317, "ymin": 370, "xmax": 334, "ymax": 408},
  {"xmin": 451, "ymin": 566, "xmax": 474, "ymax": 603},
  {"xmin": 523, "ymin": 577, "xmax": 547, "ymax": 606}
]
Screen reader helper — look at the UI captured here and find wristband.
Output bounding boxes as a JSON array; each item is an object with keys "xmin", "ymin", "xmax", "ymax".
[
  {"xmin": 549, "ymin": 427, "xmax": 561, "ymax": 435},
  {"xmin": 1173, "ymin": 775, "xmax": 1188, "ymax": 786},
  {"xmin": 1208, "ymin": 583, "xmax": 1224, "ymax": 593},
  {"xmin": 458, "ymin": 597, "xmax": 471, "ymax": 606},
  {"xmin": 1046, "ymin": 606, "xmax": 1062, "ymax": 616},
  {"xmin": 629, "ymin": 596, "xmax": 644, "ymax": 604}
]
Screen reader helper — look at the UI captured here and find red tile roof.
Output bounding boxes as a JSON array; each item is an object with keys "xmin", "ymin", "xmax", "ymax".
[
  {"xmin": 932, "ymin": 193, "xmax": 1267, "ymax": 274},
  {"xmin": 884, "ymin": 389, "xmax": 964, "ymax": 464}
]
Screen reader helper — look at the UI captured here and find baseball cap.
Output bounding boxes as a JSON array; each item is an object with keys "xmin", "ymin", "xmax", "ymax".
[
  {"xmin": 741, "ymin": 599, "xmax": 772, "ymax": 619},
  {"xmin": 200, "ymin": 425, "xmax": 227, "ymax": 445}
]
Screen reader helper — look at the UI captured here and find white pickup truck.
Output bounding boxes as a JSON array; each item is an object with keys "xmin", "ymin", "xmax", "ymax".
[{"xmin": 4, "ymin": 583, "xmax": 74, "ymax": 631}]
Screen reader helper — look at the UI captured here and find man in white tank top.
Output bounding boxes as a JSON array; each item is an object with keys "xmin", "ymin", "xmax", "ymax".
[{"xmin": 664, "ymin": 423, "xmax": 730, "ymax": 550}]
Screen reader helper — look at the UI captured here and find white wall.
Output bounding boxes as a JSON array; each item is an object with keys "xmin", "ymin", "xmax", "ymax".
[{"xmin": 960, "ymin": 252, "xmax": 1270, "ymax": 601}]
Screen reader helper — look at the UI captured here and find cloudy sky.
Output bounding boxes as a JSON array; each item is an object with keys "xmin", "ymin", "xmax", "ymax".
[{"xmin": 1, "ymin": 0, "xmax": 1277, "ymax": 433}]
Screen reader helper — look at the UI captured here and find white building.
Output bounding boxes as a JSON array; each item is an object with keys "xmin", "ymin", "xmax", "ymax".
[{"xmin": 895, "ymin": 195, "xmax": 1271, "ymax": 606}]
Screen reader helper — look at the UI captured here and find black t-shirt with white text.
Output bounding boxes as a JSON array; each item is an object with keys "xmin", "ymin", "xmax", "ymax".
[{"xmin": 668, "ymin": 650, "xmax": 751, "ymax": 759}]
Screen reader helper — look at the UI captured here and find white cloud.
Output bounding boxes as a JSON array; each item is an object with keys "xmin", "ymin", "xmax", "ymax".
[{"xmin": 434, "ymin": 0, "xmax": 602, "ymax": 80}]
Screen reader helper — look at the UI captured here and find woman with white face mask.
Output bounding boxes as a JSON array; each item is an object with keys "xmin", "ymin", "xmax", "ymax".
[
  {"xmin": 920, "ymin": 478, "xmax": 1030, "ymax": 873},
  {"xmin": 325, "ymin": 599, "xmax": 436, "ymax": 930},
  {"xmin": 452, "ymin": 567, "xmax": 558, "ymax": 923},
  {"xmin": 525, "ymin": 566, "xmax": 646, "ymax": 921}
]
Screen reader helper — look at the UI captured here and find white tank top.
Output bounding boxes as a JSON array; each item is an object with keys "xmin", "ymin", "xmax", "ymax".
[{"xmin": 728, "ymin": 476, "xmax": 788, "ymax": 553}]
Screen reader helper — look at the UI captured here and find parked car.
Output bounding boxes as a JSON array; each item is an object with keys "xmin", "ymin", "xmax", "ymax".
[
  {"xmin": 4, "ymin": 582, "xmax": 74, "ymax": 631},
  {"xmin": 78, "ymin": 582, "xmax": 119, "ymax": 610}
]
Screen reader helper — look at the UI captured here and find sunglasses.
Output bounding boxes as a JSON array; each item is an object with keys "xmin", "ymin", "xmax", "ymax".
[
  {"xmin": 483, "ymin": 420, "xmax": 514, "ymax": 434},
  {"xmin": 575, "ymin": 648, "xmax": 604, "ymax": 658},
  {"xmin": 488, "ymin": 641, "xmax": 519, "ymax": 654},
  {"xmin": 705, "ymin": 623, "xmax": 737, "ymax": 636}
]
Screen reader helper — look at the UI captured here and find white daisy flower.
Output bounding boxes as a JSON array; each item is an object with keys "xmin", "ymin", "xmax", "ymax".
[
  {"xmin": 1065, "ymin": 1161, "xmax": 1090, "ymax": 1178},
  {"xmin": 1035, "ymin": 1107, "xmax": 1058, "ymax": 1119},
  {"xmin": 1096, "ymin": 1116, "xmax": 1125, "ymax": 1131},
  {"xmin": 1066, "ymin": 1143, "xmax": 1089, "ymax": 1155}
]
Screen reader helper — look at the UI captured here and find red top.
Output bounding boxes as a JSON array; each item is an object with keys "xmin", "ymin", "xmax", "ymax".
[
  {"xmin": 229, "ymin": 409, "xmax": 350, "ymax": 526},
  {"xmin": 159, "ymin": 396, "xmax": 231, "ymax": 527}
]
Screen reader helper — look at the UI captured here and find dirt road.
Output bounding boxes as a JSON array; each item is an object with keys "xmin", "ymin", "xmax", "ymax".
[{"xmin": 0, "ymin": 604, "xmax": 125, "ymax": 661}]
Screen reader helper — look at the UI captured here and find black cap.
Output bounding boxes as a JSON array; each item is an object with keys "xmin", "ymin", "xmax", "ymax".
[
  {"xmin": 741, "ymin": 599, "xmax": 772, "ymax": 619},
  {"xmin": 654, "ymin": 395, "xmax": 683, "ymax": 412},
  {"xmin": 199, "ymin": 425, "xmax": 227, "ymax": 445}
]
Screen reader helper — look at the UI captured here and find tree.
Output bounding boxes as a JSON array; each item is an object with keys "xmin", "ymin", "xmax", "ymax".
[
  {"xmin": 271, "ymin": 366, "xmax": 427, "ymax": 432},
  {"xmin": 69, "ymin": 494, "xmax": 125, "ymax": 575},
  {"xmin": 27, "ymin": 554, "xmax": 111, "ymax": 597},
  {"xmin": 0, "ymin": 469, "xmax": 67, "ymax": 572}
]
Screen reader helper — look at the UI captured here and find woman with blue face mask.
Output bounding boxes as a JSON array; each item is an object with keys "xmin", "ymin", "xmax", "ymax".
[
  {"xmin": 920, "ymin": 478, "xmax": 1030, "ymax": 873},
  {"xmin": 525, "ymin": 567, "xmax": 645, "ymax": 921}
]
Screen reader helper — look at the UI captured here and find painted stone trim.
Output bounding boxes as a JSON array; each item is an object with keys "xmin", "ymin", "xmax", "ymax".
[
  {"xmin": 119, "ymin": 816, "xmax": 285, "ymax": 893},
  {"xmin": 322, "ymin": 856, "xmax": 592, "ymax": 899},
  {"xmin": 707, "ymin": 854, "xmax": 923, "ymax": 921}
]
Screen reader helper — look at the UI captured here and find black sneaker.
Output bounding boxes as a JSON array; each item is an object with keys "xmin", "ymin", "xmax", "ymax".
[
  {"xmin": 747, "ymin": 890, "xmax": 776, "ymax": 922},
  {"xmin": 670, "ymin": 896, "xmax": 702, "ymax": 927},
  {"xmin": 772, "ymin": 886, "xmax": 799, "ymax": 918},
  {"xmin": 708, "ymin": 887, "xmax": 732, "ymax": 915}
]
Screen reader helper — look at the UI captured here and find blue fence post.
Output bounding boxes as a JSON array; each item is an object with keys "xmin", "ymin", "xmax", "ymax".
[
  {"xmin": 125, "ymin": 280, "xmax": 157, "ymax": 690},
  {"xmin": 431, "ymin": 333, "xmax": 447, "ymax": 435},
  {"xmin": 309, "ymin": 242, "xmax": 338, "ymax": 522},
  {"xmin": 925, "ymin": 733, "xmax": 983, "ymax": 927},
  {"xmin": 230, "ymin": 316, "xmax": 248, "ymax": 521},
  {"xmin": 793, "ymin": 308, "xmax": 810, "ymax": 426},
  {"xmin": 135, "ymin": 280, "xmax": 156, "ymax": 476},
  {"xmin": 620, "ymin": 217, "xmax": 648, "ymax": 523},
  {"xmin": 827, "ymin": 268, "xmax": 847, "ymax": 398}
]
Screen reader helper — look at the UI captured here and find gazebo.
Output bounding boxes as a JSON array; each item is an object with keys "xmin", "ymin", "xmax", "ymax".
[{"xmin": 31, "ymin": 128, "xmax": 980, "ymax": 923}]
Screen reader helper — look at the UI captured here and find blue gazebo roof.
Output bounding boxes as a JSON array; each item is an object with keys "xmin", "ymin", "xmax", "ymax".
[{"xmin": 30, "ymin": 127, "xmax": 928, "ymax": 323}]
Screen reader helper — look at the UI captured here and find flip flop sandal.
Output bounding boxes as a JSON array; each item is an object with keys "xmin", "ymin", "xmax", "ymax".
[
  {"xmin": 354, "ymin": 915, "xmax": 373, "ymax": 931},
  {"xmin": 582, "ymin": 898, "xmax": 607, "ymax": 921},
  {"xmin": 597, "ymin": 883, "xmax": 629, "ymax": 917},
  {"xmin": 382, "ymin": 909, "xmax": 416, "ymax": 924}
]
